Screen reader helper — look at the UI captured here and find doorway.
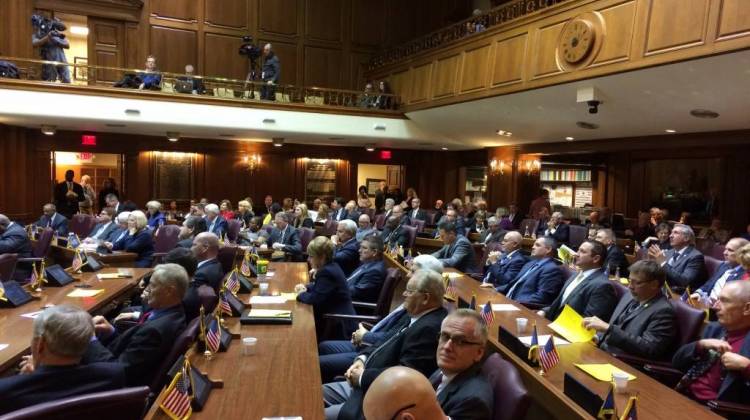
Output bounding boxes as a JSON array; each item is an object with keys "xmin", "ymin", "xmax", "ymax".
[
  {"xmin": 357, "ymin": 164, "xmax": 404, "ymax": 197},
  {"xmin": 53, "ymin": 151, "xmax": 123, "ymax": 212}
]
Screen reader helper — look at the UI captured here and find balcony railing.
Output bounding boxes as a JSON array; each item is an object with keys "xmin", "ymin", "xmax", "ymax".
[
  {"xmin": 0, "ymin": 56, "xmax": 401, "ymax": 112},
  {"xmin": 367, "ymin": 0, "xmax": 570, "ymax": 70}
]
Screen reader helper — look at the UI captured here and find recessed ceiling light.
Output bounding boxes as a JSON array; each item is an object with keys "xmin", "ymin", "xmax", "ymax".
[
  {"xmin": 219, "ymin": 133, "xmax": 235, "ymax": 138},
  {"xmin": 576, "ymin": 121, "xmax": 599, "ymax": 130},
  {"xmin": 106, "ymin": 123, "xmax": 126, "ymax": 128},
  {"xmin": 690, "ymin": 109, "xmax": 719, "ymax": 119},
  {"xmin": 665, "ymin": 129, "xmax": 676, "ymax": 133},
  {"xmin": 41, "ymin": 125, "xmax": 56, "ymax": 136},
  {"xmin": 124, "ymin": 109, "xmax": 140, "ymax": 116},
  {"xmin": 373, "ymin": 124, "xmax": 386, "ymax": 131},
  {"xmin": 565, "ymin": 136, "xmax": 574, "ymax": 141},
  {"xmin": 496, "ymin": 130, "xmax": 512, "ymax": 137},
  {"xmin": 262, "ymin": 118, "xmax": 276, "ymax": 124},
  {"xmin": 496, "ymin": 130, "xmax": 505, "ymax": 135},
  {"xmin": 272, "ymin": 138, "xmax": 284, "ymax": 147},
  {"xmin": 167, "ymin": 132, "xmax": 180, "ymax": 142},
  {"xmin": 441, "ymin": 147, "xmax": 448, "ymax": 151},
  {"xmin": 365, "ymin": 144, "xmax": 375, "ymax": 152}
]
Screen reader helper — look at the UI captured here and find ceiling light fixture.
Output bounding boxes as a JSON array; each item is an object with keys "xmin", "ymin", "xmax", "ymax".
[
  {"xmin": 565, "ymin": 136, "xmax": 574, "ymax": 141},
  {"xmin": 167, "ymin": 132, "xmax": 180, "ymax": 142},
  {"xmin": 665, "ymin": 129, "xmax": 676, "ymax": 133},
  {"xmin": 41, "ymin": 125, "xmax": 56, "ymax": 136},
  {"xmin": 496, "ymin": 130, "xmax": 512, "ymax": 137},
  {"xmin": 576, "ymin": 121, "xmax": 599, "ymax": 130},
  {"xmin": 262, "ymin": 118, "xmax": 276, "ymax": 124},
  {"xmin": 365, "ymin": 144, "xmax": 375, "ymax": 152},
  {"xmin": 690, "ymin": 109, "xmax": 719, "ymax": 119},
  {"xmin": 441, "ymin": 147, "xmax": 448, "ymax": 151},
  {"xmin": 272, "ymin": 138, "xmax": 284, "ymax": 147}
]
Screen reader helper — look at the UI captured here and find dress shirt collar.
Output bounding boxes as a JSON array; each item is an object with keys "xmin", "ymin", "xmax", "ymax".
[
  {"xmin": 197, "ymin": 257, "xmax": 216, "ymax": 268},
  {"xmin": 148, "ymin": 304, "xmax": 181, "ymax": 321},
  {"xmin": 409, "ymin": 306, "xmax": 439, "ymax": 326},
  {"xmin": 579, "ymin": 268, "xmax": 600, "ymax": 280}
]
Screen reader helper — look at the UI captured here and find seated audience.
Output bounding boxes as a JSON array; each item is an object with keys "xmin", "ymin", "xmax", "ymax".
[
  {"xmin": 176, "ymin": 215, "xmax": 207, "ymax": 248},
  {"xmin": 262, "ymin": 202, "xmax": 281, "ymax": 226},
  {"xmin": 382, "ymin": 198, "xmax": 395, "ymax": 220},
  {"xmin": 356, "ymin": 214, "xmax": 375, "ymax": 241},
  {"xmin": 433, "ymin": 209, "xmax": 466, "ymax": 238},
  {"xmin": 673, "ymin": 281, "xmax": 750, "ymax": 408},
  {"xmin": 332, "ymin": 197, "xmax": 348, "ymax": 222},
  {"xmin": 137, "ymin": 55, "xmax": 161, "ymax": 90},
  {"xmin": 191, "ymin": 232, "xmax": 224, "ymax": 290},
  {"xmin": 363, "ymin": 366, "xmax": 448, "ymax": 420},
  {"xmin": 541, "ymin": 240, "xmax": 617, "ymax": 321},
  {"xmin": 145, "ymin": 200, "xmax": 166, "ymax": 230},
  {"xmin": 346, "ymin": 235, "xmax": 386, "ymax": 302},
  {"xmin": 238, "ymin": 216, "xmax": 268, "ymax": 245},
  {"xmin": 105, "ymin": 193, "xmax": 124, "ymax": 215},
  {"xmin": 381, "ymin": 215, "xmax": 409, "ymax": 250},
  {"xmin": 466, "ymin": 210, "xmax": 488, "ymax": 234},
  {"xmin": 583, "ymin": 260, "xmax": 677, "ymax": 360},
  {"xmin": 391, "ymin": 204, "xmax": 409, "ymax": 226},
  {"xmin": 84, "ymin": 263, "xmax": 188, "ymax": 386},
  {"xmin": 698, "ymin": 218, "xmax": 730, "ymax": 244},
  {"xmin": 235, "ymin": 199, "xmax": 254, "ymax": 227},
  {"xmin": 0, "ymin": 305, "xmax": 126, "ymax": 415},
  {"xmin": 479, "ymin": 216, "xmax": 505, "ymax": 244},
  {"xmin": 219, "ymin": 199, "xmax": 235, "ymax": 221},
  {"xmin": 345, "ymin": 201, "xmax": 361, "ymax": 222},
  {"xmin": 506, "ymin": 203, "xmax": 522, "ymax": 230},
  {"xmin": 322, "ymin": 269, "xmax": 448, "ymax": 420},
  {"xmin": 295, "ymin": 237, "xmax": 356, "ymax": 340},
  {"xmin": 648, "ymin": 224, "xmax": 707, "ymax": 291},
  {"xmin": 482, "ymin": 231, "xmax": 527, "ymax": 289},
  {"xmin": 107, "ymin": 211, "xmax": 131, "ymax": 247},
  {"xmin": 504, "ymin": 236, "xmax": 564, "ymax": 306},
  {"xmin": 333, "ymin": 220, "xmax": 360, "ymax": 276},
  {"xmin": 267, "ymin": 212, "xmax": 303, "ymax": 261},
  {"xmin": 357, "ymin": 82, "xmax": 375, "ymax": 108},
  {"xmin": 34, "ymin": 203, "xmax": 69, "ymax": 236},
  {"xmin": 628, "ymin": 211, "xmax": 654, "ymax": 244},
  {"xmin": 84, "ymin": 207, "xmax": 117, "ymax": 242},
  {"xmin": 691, "ymin": 238, "xmax": 749, "ymax": 304},
  {"xmin": 534, "ymin": 207, "xmax": 551, "ymax": 235},
  {"xmin": 309, "ymin": 198, "xmax": 322, "ymax": 221},
  {"xmin": 204, "ymin": 203, "xmax": 228, "ymax": 237},
  {"xmin": 541, "ymin": 211, "xmax": 570, "ymax": 246},
  {"xmin": 649, "ymin": 207, "xmax": 665, "ymax": 230},
  {"xmin": 176, "ymin": 64, "xmax": 205, "ymax": 94},
  {"xmin": 316, "ymin": 203, "xmax": 331, "ymax": 223},
  {"xmin": 105, "ymin": 210, "xmax": 154, "ymax": 268},
  {"xmin": 408, "ymin": 197, "xmax": 426, "ymax": 222},
  {"xmin": 429, "ymin": 309, "xmax": 494, "ymax": 419},
  {"xmin": 595, "ymin": 228, "xmax": 629, "ymax": 278},
  {"xmin": 293, "ymin": 203, "xmax": 314, "ymax": 229},
  {"xmin": 431, "ymin": 222, "xmax": 476, "ymax": 273}
]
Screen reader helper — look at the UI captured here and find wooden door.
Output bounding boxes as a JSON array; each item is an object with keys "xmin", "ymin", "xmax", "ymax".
[{"xmin": 87, "ymin": 18, "xmax": 125, "ymax": 84}]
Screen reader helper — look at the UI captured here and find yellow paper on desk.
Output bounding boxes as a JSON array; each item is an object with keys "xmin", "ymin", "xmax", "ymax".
[
  {"xmin": 67, "ymin": 289, "xmax": 104, "ymax": 298},
  {"xmin": 97, "ymin": 273, "xmax": 125, "ymax": 279},
  {"xmin": 444, "ymin": 272, "xmax": 463, "ymax": 279},
  {"xmin": 548, "ymin": 305, "xmax": 596, "ymax": 343},
  {"xmin": 247, "ymin": 309, "xmax": 292, "ymax": 318},
  {"xmin": 279, "ymin": 292, "xmax": 297, "ymax": 301},
  {"xmin": 575, "ymin": 363, "xmax": 636, "ymax": 382}
]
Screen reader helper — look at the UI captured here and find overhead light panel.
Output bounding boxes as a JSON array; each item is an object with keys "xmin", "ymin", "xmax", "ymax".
[
  {"xmin": 41, "ymin": 125, "xmax": 56, "ymax": 136},
  {"xmin": 665, "ymin": 129, "xmax": 676, "ymax": 133},
  {"xmin": 167, "ymin": 132, "xmax": 180, "ymax": 142},
  {"xmin": 441, "ymin": 146, "xmax": 448, "ymax": 151},
  {"xmin": 272, "ymin": 138, "xmax": 284, "ymax": 147},
  {"xmin": 365, "ymin": 144, "xmax": 375, "ymax": 152},
  {"xmin": 373, "ymin": 123, "xmax": 386, "ymax": 131},
  {"xmin": 565, "ymin": 136, "xmax": 574, "ymax": 141},
  {"xmin": 690, "ymin": 109, "xmax": 719, "ymax": 119},
  {"xmin": 262, "ymin": 118, "xmax": 276, "ymax": 124}
]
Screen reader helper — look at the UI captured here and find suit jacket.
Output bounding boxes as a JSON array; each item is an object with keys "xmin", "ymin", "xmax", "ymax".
[
  {"xmin": 261, "ymin": 53, "xmax": 280, "ymax": 83},
  {"xmin": 0, "ymin": 362, "xmax": 126, "ymax": 415},
  {"xmin": 338, "ymin": 307, "xmax": 448, "ymax": 420},
  {"xmin": 334, "ymin": 238, "xmax": 361, "ymax": 277},
  {"xmin": 347, "ymin": 260, "xmax": 386, "ymax": 303},
  {"xmin": 206, "ymin": 216, "xmax": 228, "ymax": 237},
  {"xmin": 53, "ymin": 180, "xmax": 84, "ymax": 219},
  {"xmin": 544, "ymin": 223, "xmax": 570, "ymax": 245},
  {"xmin": 88, "ymin": 222, "xmax": 117, "ymax": 241},
  {"xmin": 486, "ymin": 250, "xmax": 527, "ymax": 290},
  {"xmin": 381, "ymin": 225, "xmax": 409, "ymax": 250},
  {"xmin": 506, "ymin": 258, "xmax": 564, "ymax": 306},
  {"xmin": 83, "ymin": 305, "xmax": 186, "ymax": 386},
  {"xmin": 603, "ymin": 245, "xmax": 629, "ymax": 278},
  {"xmin": 698, "ymin": 263, "xmax": 745, "ymax": 295},
  {"xmin": 267, "ymin": 225, "xmax": 303, "ymax": 261},
  {"xmin": 544, "ymin": 269, "xmax": 617, "ymax": 322},
  {"xmin": 599, "ymin": 293, "xmax": 676, "ymax": 360},
  {"xmin": 297, "ymin": 262, "xmax": 356, "ymax": 339},
  {"xmin": 194, "ymin": 258, "xmax": 224, "ymax": 290},
  {"xmin": 479, "ymin": 228, "xmax": 505, "ymax": 244},
  {"xmin": 408, "ymin": 208, "xmax": 427, "ymax": 222},
  {"xmin": 333, "ymin": 208, "xmax": 348, "ymax": 222},
  {"xmin": 34, "ymin": 213, "xmax": 69, "ymax": 236},
  {"xmin": 507, "ymin": 213, "xmax": 522, "ymax": 229},
  {"xmin": 109, "ymin": 227, "xmax": 129, "ymax": 247},
  {"xmin": 663, "ymin": 246, "xmax": 708, "ymax": 290},
  {"xmin": 147, "ymin": 211, "xmax": 166, "ymax": 230},
  {"xmin": 362, "ymin": 307, "xmax": 408, "ymax": 346},
  {"xmin": 673, "ymin": 322, "xmax": 750, "ymax": 405},
  {"xmin": 0, "ymin": 222, "xmax": 32, "ymax": 258},
  {"xmin": 175, "ymin": 237, "xmax": 194, "ymax": 249},
  {"xmin": 430, "ymin": 363, "xmax": 494, "ymax": 420},
  {"xmin": 113, "ymin": 228, "xmax": 154, "ymax": 268},
  {"xmin": 431, "ymin": 235, "xmax": 476, "ymax": 273}
]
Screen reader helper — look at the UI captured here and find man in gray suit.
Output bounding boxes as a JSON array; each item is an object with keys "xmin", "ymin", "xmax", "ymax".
[
  {"xmin": 478, "ymin": 216, "xmax": 506, "ymax": 245},
  {"xmin": 431, "ymin": 222, "xmax": 476, "ymax": 273},
  {"xmin": 647, "ymin": 223, "xmax": 707, "ymax": 291}
]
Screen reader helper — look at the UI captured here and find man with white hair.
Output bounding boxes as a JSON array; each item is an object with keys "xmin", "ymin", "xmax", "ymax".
[
  {"xmin": 543, "ymin": 211, "xmax": 570, "ymax": 246},
  {"xmin": 648, "ymin": 223, "xmax": 708, "ymax": 291},
  {"xmin": 108, "ymin": 211, "xmax": 132, "ymax": 249},
  {"xmin": 356, "ymin": 214, "xmax": 375, "ymax": 241},
  {"xmin": 334, "ymin": 219, "xmax": 360, "ymax": 276},
  {"xmin": 83, "ymin": 263, "xmax": 188, "ymax": 386},
  {"xmin": 260, "ymin": 43, "xmax": 280, "ymax": 100},
  {"xmin": 0, "ymin": 305, "xmax": 126, "ymax": 414},
  {"xmin": 204, "ymin": 203, "xmax": 228, "ymax": 237},
  {"xmin": 383, "ymin": 198, "xmax": 395, "ymax": 220}
]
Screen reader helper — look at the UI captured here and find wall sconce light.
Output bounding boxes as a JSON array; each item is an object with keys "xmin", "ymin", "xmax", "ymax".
[
  {"xmin": 243, "ymin": 153, "xmax": 261, "ymax": 172},
  {"xmin": 521, "ymin": 159, "xmax": 541, "ymax": 175},
  {"xmin": 489, "ymin": 159, "xmax": 507, "ymax": 175}
]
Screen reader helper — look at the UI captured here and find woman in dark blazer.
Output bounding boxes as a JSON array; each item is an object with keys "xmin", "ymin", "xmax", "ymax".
[
  {"xmin": 293, "ymin": 203, "xmax": 314, "ymax": 229},
  {"xmin": 105, "ymin": 210, "xmax": 154, "ymax": 268},
  {"xmin": 145, "ymin": 200, "xmax": 166, "ymax": 231},
  {"xmin": 295, "ymin": 236, "xmax": 356, "ymax": 341}
]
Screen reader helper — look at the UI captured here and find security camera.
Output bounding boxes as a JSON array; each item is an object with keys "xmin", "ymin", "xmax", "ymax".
[{"xmin": 587, "ymin": 100, "xmax": 600, "ymax": 114}]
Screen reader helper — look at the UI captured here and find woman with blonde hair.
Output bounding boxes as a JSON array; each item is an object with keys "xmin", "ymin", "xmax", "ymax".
[
  {"xmin": 104, "ymin": 210, "xmax": 154, "ymax": 267},
  {"xmin": 316, "ymin": 203, "xmax": 331, "ymax": 222},
  {"xmin": 294, "ymin": 203, "xmax": 314, "ymax": 228}
]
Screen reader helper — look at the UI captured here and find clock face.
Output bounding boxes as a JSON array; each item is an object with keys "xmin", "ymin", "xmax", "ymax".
[{"xmin": 561, "ymin": 19, "xmax": 595, "ymax": 64}]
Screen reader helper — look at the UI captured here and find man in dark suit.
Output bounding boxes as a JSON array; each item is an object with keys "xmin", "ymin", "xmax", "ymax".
[
  {"xmin": 479, "ymin": 216, "xmax": 506, "ymax": 245},
  {"xmin": 0, "ymin": 305, "xmax": 126, "ymax": 415},
  {"xmin": 583, "ymin": 260, "xmax": 677, "ymax": 361},
  {"xmin": 431, "ymin": 221, "xmax": 476, "ymax": 273},
  {"xmin": 323, "ymin": 269, "xmax": 448, "ymax": 420},
  {"xmin": 53, "ymin": 170, "xmax": 84, "ymax": 219},
  {"xmin": 374, "ymin": 181, "xmax": 387, "ymax": 212},
  {"xmin": 433, "ymin": 209, "xmax": 465, "ymax": 238},
  {"xmin": 408, "ymin": 198, "xmax": 427, "ymax": 222},
  {"xmin": 260, "ymin": 43, "xmax": 280, "ymax": 100},
  {"xmin": 107, "ymin": 211, "xmax": 131, "ymax": 250},
  {"xmin": 507, "ymin": 203, "xmax": 522, "ymax": 230},
  {"xmin": 482, "ymin": 231, "xmax": 527, "ymax": 290},
  {"xmin": 595, "ymin": 228, "xmax": 630, "ymax": 278},
  {"xmin": 673, "ymin": 281, "xmax": 750, "ymax": 411},
  {"xmin": 331, "ymin": 197, "xmax": 348, "ymax": 222},
  {"xmin": 267, "ymin": 212, "xmax": 303, "ymax": 261},
  {"xmin": 175, "ymin": 64, "xmax": 205, "ymax": 94},
  {"xmin": 34, "ymin": 203, "xmax": 69, "ymax": 236},
  {"xmin": 346, "ymin": 235, "xmax": 387, "ymax": 303},
  {"xmin": 0, "ymin": 214, "xmax": 33, "ymax": 280},
  {"xmin": 648, "ymin": 223, "xmax": 707, "ymax": 291},
  {"xmin": 542, "ymin": 211, "xmax": 570, "ymax": 246},
  {"xmin": 380, "ymin": 215, "xmax": 409, "ymax": 251},
  {"xmin": 105, "ymin": 193, "xmax": 124, "ymax": 215},
  {"xmin": 204, "ymin": 203, "xmax": 228, "ymax": 237},
  {"xmin": 334, "ymin": 219, "xmax": 360, "ymax": 277},
  {"xmin": 541, "ymin": 240, "xmax": 617, "ymax": 322},
  {"xmin": 345, "ymin": 201, "xmax": 361, "ymax": 223},
  {"xmin": 84, "ymin": 263, "xmax": 188, "ymax": 386},
  {"xmin": 84, "ymin": 207, "xmax": 117, "ymax": 242},
  {"xmin": 691, "ymin": 238, "xmax": 748, "ymax": 304},
  {"xmin": 191, "ymin": 232, "xmax": 224, "ymax": 291},
  {"xmin": 505, "ymin": 236, "xmax": 564, "ymax": 307},
  {"xmin": 176, "ymin": 215, "xmax": 208, "ymax": 249}
]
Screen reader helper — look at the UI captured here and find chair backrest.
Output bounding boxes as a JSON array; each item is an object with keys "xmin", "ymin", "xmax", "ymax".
[
  {"xmin": 670, "ymin": 299, "xmax": 707, "ymax": 348},
  {"xmin": 298, "ymin": 227, "xmax": 315, "ymax": 253},
  {"xmin": 33, "ymin": 228, "xmax": 55, "ymax": 259},
  {"xmin": 198, "ymin": 285, "xmax": 218, "ymax": 313},
  {"xmin": 478, "ymin": 242, "xmax": 504, "ymax": 269},
  {"xmin": 363, "ymin": 208, "xmax": 375, "ymax": 219},
  {"xmin": 559, "ymin": 264, "xmax": 575, "ymax": 282},
  {"xmin": 69, "ymin": 214, "xmax": 96, "ymax": 238},
  {"xmin": 0, "ymin": 386, "xmax": 150, "ymax": 420},
  {"xmin": 611, "ymin": 281, "xmax": 629, "ymax": 301},
  {"xmin": 148, "ymin": 317, "xmax": 200, "ymax": 392},
  {"xmin": 401, "ymin": 224, "xmax": 417, "ymax": 250},
  {"xmin": 518, "ymin": 219, "xmax": 538, "ymax": 236},
  {"xmin": 707, "ymin": 245, "xmax": 725, "ymax": 261},
  {"xmin": 153, "ymin": 225, "xmax": 181, "ymax": 253},
  {"xmin": 262, "ymin": 224, "xmax": 274, "ymax": 235},
  {"xmin": 481, "ymin": 353, "xmax": 530, "ymax": 420},
  {"xmin": 0, "ymin": 253, "xmax": 17, "ymax": 281},
  {"xmin": 374, "ymin": 214, "xmax": 386, "ymax": 230},
  {"xmin": 425, "ymin": 210, "xmax": 438, "ymax": 226},
  {"xmin": 703, "ymin": 255, "xmax": 722, "ymax": 279},
  {"xmin": 375, "ymin": 268, "xmax": 403, "ymax": 319},
  {"xmin": 226, "ymin": 219, "xmax": 243, "ymax": 243},
  {"xmin": 217, "ymin": 246, "xmax": 238, "ymax": 274},
  {"xmin": 321, "ymin": 219, "xmax": 338, "ymax": 236},
  {"xmin": 568, "ymin": 225, "xmax": 588, "ymax": 249},
  {"xmin": 409, "ymin": 219, "xmax": 425, "ymax": 233}
]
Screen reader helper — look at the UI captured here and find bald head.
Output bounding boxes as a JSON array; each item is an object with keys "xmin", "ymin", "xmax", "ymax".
[
  {"xmin": 502, "ymin": 231, "xmax": 523, "ymax": 253},
  {"xmin": 363, "ymin": 366, "xmax": 447, "ymax": 420},
  {"xmin": 0, "ymin": 214, "xmax": 10, "ymax": 229},
  {"xmin": 715, "ymin": 281, "xmax": 750, "ymax": 331},
  {"xmin": 191, "ymin": 232, "xmax": 219, "ymax": 262}
]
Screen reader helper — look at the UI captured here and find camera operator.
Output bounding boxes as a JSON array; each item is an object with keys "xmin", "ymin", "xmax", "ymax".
[
  {"xmin": 31, "ymin": 14, "xmax": 70, "ymax": 83},
  {"xmin": 260, "ymin": 43, "xmax": 280, "ymax": 101}
]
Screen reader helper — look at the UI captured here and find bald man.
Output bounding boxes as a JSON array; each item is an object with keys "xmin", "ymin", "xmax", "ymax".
[
  {"xmin": 191, "ymin": 232, "xmax": 224, "ymax": 290},
  {"xmin": 0, "ymin": 214, "xmax": 33, "ymax": 280},
  {"xmin": 34, "ymin": 203, "xmax": 69, "ymax": 236},
  {"xmin": 363, "ymin": 366, "xmax": 447, "ymax": 420},
  {"xmin": 481, "ymin": 231, "xmax": 527, "ymax": 289}
]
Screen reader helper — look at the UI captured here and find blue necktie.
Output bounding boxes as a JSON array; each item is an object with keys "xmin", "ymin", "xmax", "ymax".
[{"xmin": 507, "ymin": 262, "xmax": 540, "ymax": 299}]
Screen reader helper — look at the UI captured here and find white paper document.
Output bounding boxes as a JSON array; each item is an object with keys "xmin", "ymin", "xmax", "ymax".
[
  {"xmin": 518, "ymin": 335, "xmax": 570, "ymax": 346},
  {"xmin": 249, "ymin": 296, "xmax": 287, "ymax": 304},
  {"xmin": 491, "ymin": 304, "xmax": 520, "ymax": 311},
  {"xmin": 0, "ymin": 344, "xmax": 9, "ymax": 351}
]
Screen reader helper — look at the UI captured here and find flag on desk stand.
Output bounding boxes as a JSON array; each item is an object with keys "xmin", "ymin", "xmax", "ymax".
[
  {"xmin": 528, "ymin": 323, "xmax": 539, "ymax": 363},
  {"xmin": 225, "ymin": 269, "xmax": 240, "ymax": 295},
  {"xmin": 469, "ymin": 293, "xmax": 477, "ymax": 310},
  {"xmin": 539, "ymin": 335, "xmax": 560, "ymax": 373},
  {"xmin": 71, "ymin": 249, "xmax": 84, "ymax": 272},
  {"xmin": 444, "ymin": 278, "xmax": 458, "ymax": 300},
  {"xmin": 619, "ymin": 396, "xmax": 638, "ymax": 420},
  {"xmin": 219, "ymin": 289, "xmax": 232, "ymax": 317},
  {"xmin": 240, "ymin": 251, "xmax": 253, "ymax": 277},
  {"xmin": 160, "ymin": 364, "xmax": 193, "ymax": 420},
  {"xmin": 204, "ymin": 314, "xmax": 221, "ymax": 353},
  {"xmin": 597, "ymin": 383, "xmax": 616, "ymax": 419},
  {"xmin": 480, "ymin": 301, "xmax": 495, "ymax": 325}
]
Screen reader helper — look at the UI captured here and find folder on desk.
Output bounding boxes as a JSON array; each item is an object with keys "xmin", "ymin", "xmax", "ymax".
[
  {"xmin": 240, "ymin": 309, "xmax": 293, "ymax": 325},
  {"xmin": 548, "ymin": 305, "xmax": 596, "ymax": 343}
]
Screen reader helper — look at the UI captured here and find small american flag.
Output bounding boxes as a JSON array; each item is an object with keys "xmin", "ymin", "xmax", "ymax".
[
  {"xmin": 619, "ymin": 396, "xmax": 638, "ymax": 420},
  {"xmin": 539, "ymin": 335, "xmax": 559, "ymax": 373},
  {"xmin": 240, "ymin": 252, "xmax": 252, "ymax": 277},
  {"xmin": 225, "ymin": 270, "xmax": 240, "ymax": 295},
  {"xmin": 205, "ymin": 316, "xmax": 221, "ymax": 353},
  {"xmin": 445, "ymin": 279, "xmax": 458, "ymax": 300},
  {"xmin": 159, "ymin": 369, "xmax": 192, "ymax": 420},
  {"xmin": 28, "ymin": 264, "xmax": 38, "ymax": 286},
  {"xmin": 71, "ymin": 250, "xmax": 83, "ymax": 272},
  {"xmin": 481, "ymin": 301, "xmax": 495, "ymax": 325},
  {"xmin": 219, "ymin": 291, "xmax": 232, "ymax": 316}
]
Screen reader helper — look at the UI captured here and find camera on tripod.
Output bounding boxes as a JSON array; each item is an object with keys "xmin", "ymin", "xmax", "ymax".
[
  {"xmin": 238, "ymin": 35, "xmax": 261, "ymax": 62},
  {"xmin": 31, "ymin": 14, "xmax": 67, "ymax": 47}
]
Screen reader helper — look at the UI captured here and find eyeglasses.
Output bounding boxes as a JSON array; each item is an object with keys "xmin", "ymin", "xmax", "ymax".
[
  {"xmin": 389, "ymin": 403, "xmax": 416, "ymax": 420},
  {"xmin": 403, "ymin": 288, "xmax": 423, "ymax": 296},
  {"xmin": 438, "ymin": 332, "xmax": 483, "ymax": 346}
]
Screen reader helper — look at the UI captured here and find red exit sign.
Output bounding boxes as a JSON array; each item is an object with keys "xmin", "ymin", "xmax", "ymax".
[
  {"xmin": 79, "ymin": 152, "xmax": 93, "ymax": 160},
  {"xmin": 81, "ymin": 134, "xmax": 97, "ymax": 146},
  {"xmin": 379, "ymin": 150, "xmax": 392, "ymax": 160}
]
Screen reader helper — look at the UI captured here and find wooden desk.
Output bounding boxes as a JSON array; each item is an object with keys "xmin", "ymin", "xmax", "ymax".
[
  {"xmin": 31, "ymin": 239, "xmax": 138, "ymax": 267},
  {"xmin": 145, "ymin": 262, "xmax": 324, "ymax": 420},
  {"xmin": 383, "ymin": 254, "xmax": 720, "ymax": 420},
  {"xmin": 0, "ymin": 267, "xmax": 149, "ymax": 373}
]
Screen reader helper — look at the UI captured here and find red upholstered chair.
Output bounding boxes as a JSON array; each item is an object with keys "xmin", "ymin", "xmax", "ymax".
[
  {"xmin": 425, "ymin": 210, "xmax": 437, "ymax": 226},
  {"xmin": 0, "ymin": 386, "xmax": 150, "ymax": 420},
  {"xmin": 198, "ymin": 285, "xmax": 218, "ymax": 313},
  {"xmin": 703, "ymin": 255, "xmax": 722, "ymax": 279},
  {"xmin": 707, "ymin": 245, "xmax": 725, "ymax": 260},
  {"xmin": 409, "ymin": 219, "xmax": 425, "ymax": 233},
  {"xmin": 611, "ymin": 280, "xmax": 629, "ymax": 302},
  {"xmin": 298, "ymin": 227, "xmax": 315, "ymax": 254},
  {"xmin": 17, "ymin": 228, "xmax": 53, "ymax": 280},
  {"xmin": 0, "ymin": 253, "xmax": 17, "ymax": 281},
  {"xmin": 568, "ymin": 225, "xmax": 588, "ymax": 249},
  {"xmin": 226, "ymin": 219, "xmax": 243, "ymax": 243},
  {"xmin": 518, "ymin": 219, "xmax": 538, "ymax": 236},
  {"xmin": 148, "ymin": 317, "xmax": 200, "ymax": 393},
  {"xmin": 217, "ymin": 246, "xmax": 238, "ymax": 274},
  {"xmin": 481, "ymin": 353, "xmax": 530, "ymax": 420},
  {"xmin": 373, "ymin": 214, "xmax": 386, "ymax": 230},
  {"xmin": 469, "ymin": 242, "xmax": 503, "ymax": 281},
  {"xmin": 321, "ymin": 219, "xmax": 338, "ymax": 236},
  {"xmin": 69, "ymin": 214, "xmax": 96, "ymax": 238},
  {"xmin": 401, "ymin": 224, "xmax": 417, "ymax": 251},
  {"xmin": 151, "ymin": 225, "xmax": 181, "ymax": 266}
]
